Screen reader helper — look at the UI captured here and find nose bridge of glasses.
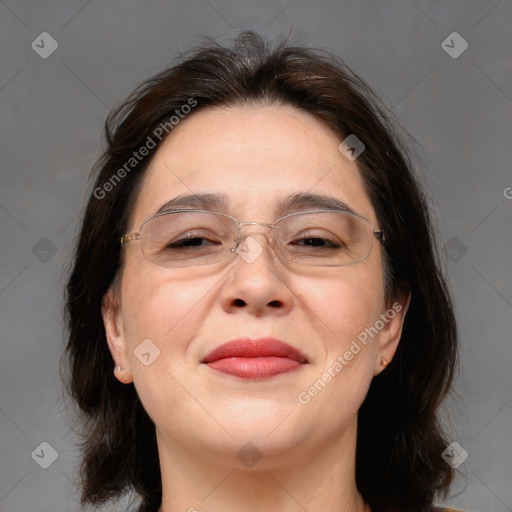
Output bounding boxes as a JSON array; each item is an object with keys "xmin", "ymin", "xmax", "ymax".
[
  {"xmin": 232, "ymin": 221, "xmax": 280, "ymax": 257},
  {"xmin": 236, "ymin": 221, "xmax": 278, "ymax": 241},
  {"xmin": 238, "ymin": 220, "xmax": 276, "ymax": 229}
]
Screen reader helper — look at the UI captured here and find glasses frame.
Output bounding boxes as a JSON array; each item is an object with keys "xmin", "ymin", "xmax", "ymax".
[{"xmin": 120, "ymin": 208, "xmax": 386, "ymax": 268}]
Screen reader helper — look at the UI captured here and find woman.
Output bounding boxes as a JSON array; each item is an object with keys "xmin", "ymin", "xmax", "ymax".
[{"xmin": 62, "ymin": 32, "xmax": 462, "ymax": 512}]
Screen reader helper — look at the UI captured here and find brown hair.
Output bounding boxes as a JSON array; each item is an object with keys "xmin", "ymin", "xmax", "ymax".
[{"xmin": 61, "ymin": 31, "xmax": 458, "ymax": 512}]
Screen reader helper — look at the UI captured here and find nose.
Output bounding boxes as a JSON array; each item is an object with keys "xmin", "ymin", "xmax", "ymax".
[{"xmin": 220, "ymin": 231, "xmax": 294, "ymax": 317}]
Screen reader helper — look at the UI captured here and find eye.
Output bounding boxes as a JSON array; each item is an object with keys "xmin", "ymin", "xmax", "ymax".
[
  {"xmin": 167, "ymin": 233, "xmax": 222, "ymax": 249},
  {"xmin": 293, "ymin": 237, "xmax": 339, "ymax": 247},
  {"xmin": 288, "ymin": 231, "xmax": 346, "ymax": 249},
  {"xmin": 153, "ymin": 227, "xmax": 225, "ymax": 252}
]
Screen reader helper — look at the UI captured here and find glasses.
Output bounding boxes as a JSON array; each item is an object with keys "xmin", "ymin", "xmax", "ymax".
[{"xmin": 120, "ymin": 209, "xmax": 385, "ymax": 268}]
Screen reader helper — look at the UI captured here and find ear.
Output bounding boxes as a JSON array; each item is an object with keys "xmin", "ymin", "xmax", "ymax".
[
  {"xmin": 101, "ymin": 286, "xmax": 133, "ymax": 384},
  {"xmin": 374, "ymin": 289, "xmax": 412, "ymax": 375}
]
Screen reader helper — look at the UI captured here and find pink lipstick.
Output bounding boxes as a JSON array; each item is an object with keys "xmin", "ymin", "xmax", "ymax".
[{"xmin": 202, "ymin": 337, "xmax": 307, "ymax": 379}]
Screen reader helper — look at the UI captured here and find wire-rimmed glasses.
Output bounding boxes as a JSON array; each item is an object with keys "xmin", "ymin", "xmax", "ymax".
[{"xmin": 120, "ymin": 209, "xmax": 385, "ymax": 268}]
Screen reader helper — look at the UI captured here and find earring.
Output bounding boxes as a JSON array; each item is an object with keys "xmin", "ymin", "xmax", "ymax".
[
  {"xmin": 114, "ymin": 365, "xmax": 123, "ymax": 374},
  {"xmin": 381, "ymin": 357, "xmax": 389, "ymax": 367}
]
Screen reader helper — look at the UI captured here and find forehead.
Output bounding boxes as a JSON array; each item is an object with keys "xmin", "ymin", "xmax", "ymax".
[{"xmin": 130, "ymin": 105, "xmax": 376, "ymax": 227}]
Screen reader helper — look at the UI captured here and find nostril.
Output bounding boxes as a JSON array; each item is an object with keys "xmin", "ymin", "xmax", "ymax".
[
  {"xmin": 233, "ymin": 298, "xmax": 246, "ymax": 307},
  {"xmin": 268, "ymin": 300, "xmax": 282, "ymax": 308}
]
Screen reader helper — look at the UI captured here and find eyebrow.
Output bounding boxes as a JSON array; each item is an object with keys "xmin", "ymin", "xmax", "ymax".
[
  {"xmin": 275, "ymin": 193, "xmax": 356, "ymax": 216},
  {"xmin": 155, "ymin": 193, "xmax": 229, "ymax": 215},
  {"xmin": 154, "ymin": 192, "xmax": 356, "ymax": 218}
]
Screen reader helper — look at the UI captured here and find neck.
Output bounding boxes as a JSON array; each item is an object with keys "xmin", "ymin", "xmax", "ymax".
[{"xmin": 156, "ymin": 419, "xmax": 371, "ymax": 512}]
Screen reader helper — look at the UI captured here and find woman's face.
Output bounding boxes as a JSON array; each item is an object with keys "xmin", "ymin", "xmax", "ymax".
[{"xmin": 103, "ymin": 104, "xmax": 407, "ymax": 466}]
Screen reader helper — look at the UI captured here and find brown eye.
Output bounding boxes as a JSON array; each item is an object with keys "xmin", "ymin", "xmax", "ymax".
[{"xmin": 167, "ymin": 235, "xmax": 222, "ymax": 248}]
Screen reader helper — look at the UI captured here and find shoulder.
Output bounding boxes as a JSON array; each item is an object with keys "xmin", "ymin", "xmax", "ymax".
[{"xmin": 434, "ymin": 507, "xmax": 465, "ymax": 512}]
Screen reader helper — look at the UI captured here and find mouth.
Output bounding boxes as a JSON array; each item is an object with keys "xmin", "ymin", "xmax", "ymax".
[{"xmin": 201, "ymin": 337, "xmax": 308, "ymax": 379}]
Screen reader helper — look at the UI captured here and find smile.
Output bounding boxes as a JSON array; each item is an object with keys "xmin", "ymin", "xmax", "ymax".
[{"xmin": 201, "ymin": 337, "xmax": 308, "ymax": 379}]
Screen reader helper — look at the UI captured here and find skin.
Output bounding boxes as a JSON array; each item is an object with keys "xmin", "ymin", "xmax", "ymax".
[{"xmin": 102, "ymin": 104, "xmax": 410, "ymax": 512}]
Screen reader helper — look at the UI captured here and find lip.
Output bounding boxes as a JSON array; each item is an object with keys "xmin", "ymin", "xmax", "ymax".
[{"xmin": 202, "ymin": 337, "xmax": 308, "ymax": 379}]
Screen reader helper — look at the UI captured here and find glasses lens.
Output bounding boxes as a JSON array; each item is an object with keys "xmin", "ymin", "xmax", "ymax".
[
  {"xmin": 275, "ymin": 211, "xmax": 375, "ymax": 266},
  {"xmin": 140, "ymin": 211, "xmax": 238, "ymax": 268}
]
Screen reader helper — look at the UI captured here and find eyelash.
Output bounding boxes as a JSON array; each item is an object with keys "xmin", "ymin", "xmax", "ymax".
[{"xmin": 166, "ymin": 232, "xmax": 344, "ymax": 250}]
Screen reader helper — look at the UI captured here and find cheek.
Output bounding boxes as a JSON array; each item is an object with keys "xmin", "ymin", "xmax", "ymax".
[
  {"xmin": 291, "ymin": 276, "xmax": 384, "ymax": 439},
  {"xmin": 119, "ymin": 270, "xmax": 221, "ymax": 426},
  {"xmin": 295, "ymin": 273, "xmax": 383, "ymax": 425},
  {"xmin": 120, "ymin": 268, "xmax": 220, "ymax": 367},
  {"xmin": 298, "ymin": 265, "xmax": 385, "ymax": 349}
]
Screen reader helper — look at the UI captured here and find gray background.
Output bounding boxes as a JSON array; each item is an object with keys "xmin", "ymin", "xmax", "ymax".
[{"xmin": 0, "ymin": 1, "xmax": 511, "ymax": 511}]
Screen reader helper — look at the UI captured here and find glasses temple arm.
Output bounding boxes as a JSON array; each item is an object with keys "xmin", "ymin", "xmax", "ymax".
[{"xmin": 120, "ymin": 233, "xmax": 141, "ymax": 245}]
